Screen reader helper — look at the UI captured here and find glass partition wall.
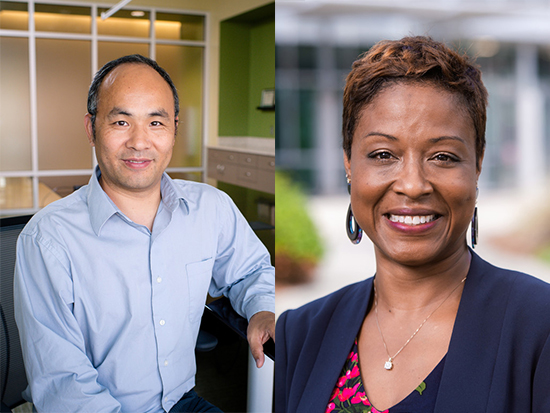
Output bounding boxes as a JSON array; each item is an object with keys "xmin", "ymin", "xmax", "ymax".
[{"xmin": 0, "ymin": 0, "xmax": 207, "ymax": 214}]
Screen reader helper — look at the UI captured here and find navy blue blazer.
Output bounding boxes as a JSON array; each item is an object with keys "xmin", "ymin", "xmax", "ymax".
[{"xmin": 275, "ymin": 252, "xmax": 550, "ymax": 412}]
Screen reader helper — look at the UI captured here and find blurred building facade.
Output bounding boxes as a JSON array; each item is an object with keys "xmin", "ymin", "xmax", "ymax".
[{"xmin": 276, "ymin": 0, "xmax": 550, "ymax": 195}]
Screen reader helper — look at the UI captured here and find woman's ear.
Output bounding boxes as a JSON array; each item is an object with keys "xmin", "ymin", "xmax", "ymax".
[
  {"xmin": 343, "ymin": 150, "xmax": 351, "ymax": 179},
  {"xmin": 476, "ymin": 150, "xmax": 485, "ymax": 178}
]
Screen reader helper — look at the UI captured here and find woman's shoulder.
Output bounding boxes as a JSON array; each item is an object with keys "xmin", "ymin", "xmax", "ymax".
[
  {"xmin": 278, "ymin": 278, "xmax": 373, "ymax": 334},
  {"xmin": 475, "ymin": 252, "xmax": 550, "ymax": 292},
  {"xmin": 472, "ymin": 252, "xmax": 550, "ymax": 319}
]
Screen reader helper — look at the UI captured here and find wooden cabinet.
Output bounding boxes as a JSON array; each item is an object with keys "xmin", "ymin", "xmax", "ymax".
[{"xmin": 207, "ymin": 148, "xmax": 275, "ymax": 194}]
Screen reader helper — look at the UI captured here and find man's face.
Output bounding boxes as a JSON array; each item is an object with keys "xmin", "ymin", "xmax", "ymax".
[{"xmin": 85, "ymin": 63, "xmax": 177, "ymax": 197}]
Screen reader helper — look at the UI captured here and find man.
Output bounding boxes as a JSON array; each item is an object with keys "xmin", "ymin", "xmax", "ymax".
[{"xmin": 14, "ymin": 55, "xmax": 275, "ymax": 412}]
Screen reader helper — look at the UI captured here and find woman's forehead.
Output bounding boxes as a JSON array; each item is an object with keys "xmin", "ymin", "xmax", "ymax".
[{"xmin": 355, "ymin": 83, "xmax": 476, "ymax": 143}]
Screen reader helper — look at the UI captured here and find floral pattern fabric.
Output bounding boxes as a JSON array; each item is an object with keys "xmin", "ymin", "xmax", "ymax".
[{"xmin": 325, "ymin": 339, "xmax": 444, "ymax": 413}]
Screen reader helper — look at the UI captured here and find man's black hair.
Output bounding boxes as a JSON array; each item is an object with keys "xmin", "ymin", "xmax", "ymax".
[{"xmin": 87, "ymin": 54, "xmax": 179, "ymax": 136}]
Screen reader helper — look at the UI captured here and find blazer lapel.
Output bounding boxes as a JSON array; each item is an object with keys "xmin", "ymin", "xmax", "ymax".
[
  {"xmin": 435, "ymin": 252, "xmax": 514, "ymax": 412},
  {"xmin": 296, "ymin": 278, "xmax": 374, "ymax": 413}
]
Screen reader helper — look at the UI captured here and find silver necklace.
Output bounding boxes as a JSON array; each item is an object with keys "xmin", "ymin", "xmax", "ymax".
[{"xmin": 374, "ymin": 276, "xmax": 467, "ymax": 371}]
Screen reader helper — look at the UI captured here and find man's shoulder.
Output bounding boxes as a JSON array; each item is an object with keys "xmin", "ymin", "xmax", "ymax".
[
  {"xmin": 171, "ymin": 178, "xmax": 221, "ymax": 194},
  {"xmin": 21, "ymin": 186, "xmax": 88, "ymax": 237},
  {"xmin": 170, "ymin": 178, "xmax": 233, "ymax": 207}
]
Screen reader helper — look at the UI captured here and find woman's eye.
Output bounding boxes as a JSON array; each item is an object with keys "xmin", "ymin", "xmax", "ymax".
[
  {"xmin": 433, "ymin": 153, "xmax": 459, "ymax": 163},
  {"xmin": 369, "ymin": 151, "xmax": 393, "ymax": 160}
]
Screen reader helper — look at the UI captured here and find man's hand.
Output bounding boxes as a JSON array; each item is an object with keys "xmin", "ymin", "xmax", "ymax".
[{"xmin": 247, "ymin": 311, "xmax": 275, "ymax": 368}]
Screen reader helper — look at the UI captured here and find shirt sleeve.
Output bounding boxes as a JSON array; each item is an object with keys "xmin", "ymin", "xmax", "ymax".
[
  {"xmin": 14, "ymin": 230, "xmax": 122, "ymax": 413},
  {"xmin": 208, "ymin": 191, "xmax": 275, "ymax": 321}
]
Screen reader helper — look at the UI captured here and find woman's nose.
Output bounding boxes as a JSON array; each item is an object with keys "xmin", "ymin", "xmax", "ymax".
[{"xmin": 392, "ymin": 160, "xmax": 433, "ymax": 199}]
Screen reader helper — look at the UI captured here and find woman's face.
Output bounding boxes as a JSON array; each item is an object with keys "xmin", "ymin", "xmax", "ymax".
[{"xmin": 344, "ymin": 83, "xmax": 482, "ymax": 266}]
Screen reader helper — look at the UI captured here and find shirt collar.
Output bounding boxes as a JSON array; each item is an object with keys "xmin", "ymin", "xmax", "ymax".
[
  {"xmin": 87, "ymin": 166, "xmax": 117, "ymax": 236},
  {"xmin": 87, "ymin": 166, "xmax": 189, "ymax": 236},
  {"xmin": 160, "ymin": 172, "xmax": 189, "ymax": 214}
]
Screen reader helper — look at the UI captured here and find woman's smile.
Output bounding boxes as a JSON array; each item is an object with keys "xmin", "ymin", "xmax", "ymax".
[
  {"xmin": 387, "ymin": 214, "xmax": 437, "ymax": 226},
  {"xmin": 384, "ymin": 210, "xmax": 441, "ymax": 233}
]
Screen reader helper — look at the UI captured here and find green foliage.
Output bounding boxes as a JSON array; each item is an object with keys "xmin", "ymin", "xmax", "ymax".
[{"xmin": 275, "ymin": 172, "xmax": 324, "ymax": 262}]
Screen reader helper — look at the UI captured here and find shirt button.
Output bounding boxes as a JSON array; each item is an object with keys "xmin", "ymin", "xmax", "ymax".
[
  {"xmin": 160, "ymin": 319, "xmax": 165, "ymax": 326},
  {"xmin": 157, "ymin": 277, "xmax": 162, "ymax": 283},
  {"xmin": 164, "ymin": 360, "xmax": 169, "ymax": 366}
]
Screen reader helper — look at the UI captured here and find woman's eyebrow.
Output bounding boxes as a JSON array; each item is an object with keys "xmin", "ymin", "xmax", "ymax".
[
  {"xmin": 429, "ymin": 135, "xmax": 466, "ymax": 144},
  {"xmin": 362, "ymin": 132, "xmax": 398, "ymax": 141},
  {"xmin": 360, "ymin": 133, "xmax": 466, "ymax": 144}
]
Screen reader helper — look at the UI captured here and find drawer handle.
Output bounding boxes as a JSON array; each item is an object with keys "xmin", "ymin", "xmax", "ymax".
[
  {"xmin": 228, "ymin": 155, "xmax": 234, "ymax": 160},
  {"xmin": 216, "ymin": 164, "xmax": 225, "ymax": 172},
  {"xmin": 246, "ymin": 157, "xmax": 252, "ymax": 163},
  {"xmin": 245, "ymin": 171, "xmax": 251, "ymax": 177},
  {"xmin": 269, "ymin": 161, "xmax": 275, "ymax": 167}
]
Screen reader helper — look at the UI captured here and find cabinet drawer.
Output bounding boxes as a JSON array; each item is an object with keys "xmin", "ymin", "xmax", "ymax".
[
  {"xmin": 238, "ymin": 153, "xmax": 258, "ymax": 167},
  {"xmin": 256, "ymin": 170, "xmax": 275, "ymax": 193},
  {"xmin": 237, "ymin": 166, "xmax": 257, "ymax": 184},
  {"xmin": 258, "ymin": 155, "xmax": 275, "ymax": 171},
  {"xmin": 207, "ymin": 161, "xmax": 238, "ymax": 184},
  {"xmin": 207, "ymin": 148, "xmax": 274, "ymax": 194},
  {"xmin": 209, "ymin": 148, "xmax": 239, "ymax": 164}
]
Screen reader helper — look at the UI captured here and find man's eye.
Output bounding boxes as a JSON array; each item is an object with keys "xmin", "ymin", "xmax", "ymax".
[
  {"xmin": 115, "ymin": 120, "xmax": 128, "ymax": 126},
  {"xmin": 151, "ymin": 121, "xmax": 162, "ymax": 126}
]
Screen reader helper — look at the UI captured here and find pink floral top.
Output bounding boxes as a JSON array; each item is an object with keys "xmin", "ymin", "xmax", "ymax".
[{"xmin": 325, "ymin": 339, "xmax": 445, "ymax": 413}]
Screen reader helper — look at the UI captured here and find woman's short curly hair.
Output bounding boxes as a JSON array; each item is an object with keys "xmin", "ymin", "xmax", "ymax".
[{"xmin": 342, "ymin": 36, "xmax": 488, "ymax": 170}]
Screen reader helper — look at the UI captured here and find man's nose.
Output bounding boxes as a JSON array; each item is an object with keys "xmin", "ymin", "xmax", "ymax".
[{"xmin": 126, "ymin": 126, "xmax": 151, "ymax": 151}]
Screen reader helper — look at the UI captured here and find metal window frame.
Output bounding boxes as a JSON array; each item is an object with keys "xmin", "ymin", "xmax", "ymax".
[{"xmin": 0, "ymin": 0, "xmax": 209, "ymax": 214}]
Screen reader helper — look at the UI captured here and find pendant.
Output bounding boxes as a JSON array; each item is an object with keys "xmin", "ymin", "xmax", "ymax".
[{"xmin": 384, "ymin": 359, "xmax": 393, "ymax": 370}]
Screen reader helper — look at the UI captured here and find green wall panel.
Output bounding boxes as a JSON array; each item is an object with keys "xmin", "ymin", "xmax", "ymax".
[
  {"xmin": 219, "ymin": 6, "xmax": 274, "ymax": 138},
  {"xmin": 219, "ymin": 21, "xmax": 250, "ymax": 136},
  {"xmin": 248, "ymin": 19, "xmax": 275, "ymax": 137}
]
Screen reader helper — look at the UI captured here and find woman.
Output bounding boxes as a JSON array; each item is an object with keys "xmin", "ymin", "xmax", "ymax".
[{"xmin": 275, "ymin": 36, "xmax": 550, "ymax": 413}]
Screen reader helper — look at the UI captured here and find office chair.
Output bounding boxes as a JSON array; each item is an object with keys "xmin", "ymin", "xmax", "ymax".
[
  {"xmin": 1, "ymin": 215, "xmax": 32, "ymax": 412},
  {"xmin": 205, "ymin": 297, "xmax": 274, "ymax": 361}
]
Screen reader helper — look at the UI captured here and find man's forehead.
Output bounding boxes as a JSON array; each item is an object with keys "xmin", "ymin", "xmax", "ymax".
[
  {"xmin": 96, "ymin": 62, "xmax": 175, "ymax": 115},
  {"xmin": 101, "ymin": 63, "xmax": 161, "ymax": 89}
]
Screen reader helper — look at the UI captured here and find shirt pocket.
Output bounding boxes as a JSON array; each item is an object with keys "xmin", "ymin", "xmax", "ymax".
[{"xmin": 185, "ymin": 257, "xmax": 214, "ymax": 323}]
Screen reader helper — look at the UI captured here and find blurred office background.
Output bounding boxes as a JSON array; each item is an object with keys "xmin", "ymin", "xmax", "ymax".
[{"xmin": 275, "ymin": 0, "xmax": 550, "ymax": 315}]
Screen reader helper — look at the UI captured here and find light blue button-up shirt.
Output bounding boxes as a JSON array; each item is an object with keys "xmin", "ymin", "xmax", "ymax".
[{"xmin": 14, "ymin": 167, "xmax": 274, "ymax": 413}]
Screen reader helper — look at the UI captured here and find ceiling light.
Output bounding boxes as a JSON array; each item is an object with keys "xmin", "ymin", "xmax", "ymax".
[
  {"xmin": 101, "ymin": 0, "xmax": 132, "ymax": 20},
  {"xmin": 131, "ymin": 10, "xmax": 145, "ymax": 17}
]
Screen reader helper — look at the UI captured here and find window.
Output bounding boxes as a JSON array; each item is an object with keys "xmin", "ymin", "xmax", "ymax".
[{"xmin": 0, "ymin": 1, "xmax": 207, "ymax": 213}]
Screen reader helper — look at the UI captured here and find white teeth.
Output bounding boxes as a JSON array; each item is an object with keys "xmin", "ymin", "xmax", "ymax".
[{"xmin": 388, "ymin": 214, "xmax": 436, "ymax": 226}]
